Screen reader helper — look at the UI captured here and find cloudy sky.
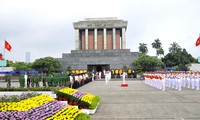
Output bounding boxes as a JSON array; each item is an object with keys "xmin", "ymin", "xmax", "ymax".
[{"xmin": 0, "ymin": 0, "xmax": 200, "ymax": 62}]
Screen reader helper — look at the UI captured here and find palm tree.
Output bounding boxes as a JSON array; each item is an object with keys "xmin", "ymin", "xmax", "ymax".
[
  {"xmin": 152, "ymin": 39, "xmax": 162, "ymax": 57},
  {"xmin": 169, "ymin": 42, "xmax": 181, "ymax": 53},
  {"xmin": 157, "ymin": 47, "xmax": 164, "ymax": 58},
  {"xmin": 139, "ymin": 43, "xmax": 148, "ymax": 54}
]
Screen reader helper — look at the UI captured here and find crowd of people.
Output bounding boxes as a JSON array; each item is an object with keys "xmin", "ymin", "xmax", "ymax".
[
  {"xmin": 144, "ymin": 71, "xmax": 200, "ymax": 91},
  {"xmin": 103, "ymin": 69, "xmax": 128, "ymax": 84},
  {"xmin": 69, "ymin": 73, "xmax": 91, "ymax": 88},
  {"xmin": 69, "ymin": 69, "xmax": 128, "ymax": 85},
  {"xmin": 4, "ymin": 69, "xmax": 129, "ymax": 88}
]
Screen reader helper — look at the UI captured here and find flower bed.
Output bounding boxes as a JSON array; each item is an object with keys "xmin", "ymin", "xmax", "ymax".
[
  {"xmin": 0, "ymin": 87, "xmax": 56, "ymax": 91},
  {"xmin": 0, "ymin": 87, "xmax": 57, "ymax": 98},
  {"xmin": 0, "ymin": 94, "xmax": 54, "ymax": 112},
  {"xmin": 0, "ymin": 100, "xmax": 65, "ymax": 119},
  {"xmin": 57, "ymin": 88, "xmax": 100, "ymax": 113},
  {"xmin": 0, "ymin": 94, "xmax": 90, "ymax": 119},
  {"xmin": 59, "ymin": 88, "xmax": 78, "ymax": 95},
  {"xmin": 0, "ymin": 91, "xmax": 57, "ymax": 98},
  {"xmin": 0, "ymin": 92, "xmax": 40, "ymax": 102},
  {"xmin": 46, "ymin": 106, "xmax": 81, "ymax": 120}
]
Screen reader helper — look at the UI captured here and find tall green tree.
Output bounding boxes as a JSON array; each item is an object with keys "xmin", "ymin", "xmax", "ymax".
[
  {"xmin": 169, "ymin": 42, "xmax": 181, "ymax": 53},
  {"xmin": 133, "ymin": 54, "xmax": 163, "ymax": 72},
  {"xmin": 139, "ymin": 43, "xmax": 148, "ymax": 54},
  {"xmin": 157, "ymin": 47, "xmax": 164, "ymax": 58},
  {"xmin": 151, "ymin": 39, "xmax": 162, "ymax": 57},
  {"xmin": 8, "ymin": 61, "xmax": 32, "ymax": 71},
  {"xmin": 32, "ymin": 56, "xmax": 61, "ymax": 75},
  {"xmin": 162, "ymin": 48, "xmax": 196, "ymax": 67}
]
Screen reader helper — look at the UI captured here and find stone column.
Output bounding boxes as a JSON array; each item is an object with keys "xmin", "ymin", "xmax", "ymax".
[
  {"xmin": 120, "ymin": 37, "xmax": 122, "ymax": 49},
  {"xmin": 113, "ymin": 28, "xmax": 116, "ymax": 49},
  {"xmin": 85, "ymin": 29, "xmax": 88, "ymax": 50},
  {"xmin": 75, "ymin": 29, "xmax": 79, "ymax": 50},
  {"xmin": 122, "ymin": 28, "xmax": 126, "ymax": 49},
  {"xmin": 94, "ymin": 28, "xmax": 97, "ymax": 50},
  {"xmin": 103, "ymin": 28, "xmax": 107, "ymax": 49}
]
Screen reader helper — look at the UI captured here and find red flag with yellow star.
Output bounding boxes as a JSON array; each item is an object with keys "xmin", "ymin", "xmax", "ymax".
[
  {"xmin": 196, "ymin": 36, "xmax": 200, "ymax": 47},
  {"xmin": 5, "ymin": 40, "xmax": 12, "ymax": 51}
]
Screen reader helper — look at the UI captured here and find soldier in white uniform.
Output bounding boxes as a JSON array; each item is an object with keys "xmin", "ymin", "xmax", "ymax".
[
  {"xmin": 92, "ymin": 72, "xmax": 95, "ymax": 82},
  {"xmin": 182, "ymin": 73, "xmax": 186, "ymax": 88},
  {"xmin": 69, "ymin": 74, "xmax": 74, "ymax": 88},
  {"xmin": 187, "ymin": 72, "xmax": 191, "ymax": 88},
  {"xmin": 175, "ymin": 73, "xmax": 179, "ymax": 90},
  {"xmin": 108, "ymin": 70, "xmax": 111, "ymax": 81},
  {"xmin": 144, "ymin": 72, "xmax": 148, "ymax": 84},
  {"xmin": 177, "ymin": 73, "xmax": 182, "ymax": 91},
  {"xmin": 169, "ymin": 73, "xmax": 173, "ymax": 88},
  {"xmin": 195, "ymin": 72, "xmax": 199, "ymax": 90},
  {"xmin": 191, "ymin": 73, "xmax": 195, "ymax": 89},
  {"xmin": 103, "ymin": 69, "xmax": 106, "ymax": 78},
  {"xmin": 24, "ymin": 73, "xmax": 28, "ymax": 88},
  {"xmin": 105, "ymin": 70, "xmax": 109, "ymax": 84},
  {"xmin": 165, "ymin": 73, "xmax": 169, "ymax": 87},
  {"xmin": 99, "ymin": 71, "xmax": 102, "ymax": 79},
  {"xmin": 121, "ymin": 71, "xmax": 127, "ymax": 84},
  {"xmin": 161, "ymin": 73, "xmax": 166, "ymax": 91},
  {"xmin": 172, "ymin": 73, "xmax": 176, "ymax": 89}
]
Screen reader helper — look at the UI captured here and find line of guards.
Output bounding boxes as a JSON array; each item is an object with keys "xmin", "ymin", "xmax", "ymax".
[
  {"xmin": 4, "ymin": 72, "xmax": 93, "ymax": 88},
  {"xmin": 5, "ymin": 74, "xmax": 69, "ymax": 88},
  {"xmin": 143, "ymin": 71, "xmax": 200, "ymax": 91}
]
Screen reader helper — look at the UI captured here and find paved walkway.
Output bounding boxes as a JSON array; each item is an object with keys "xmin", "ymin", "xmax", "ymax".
[
  {"xmin": 78, "ymin": 79, "xmax": 200, "ymax": 120},
  {"xmin": 1, "ymin": 79, "xmax": 200, "ymax": 120}
]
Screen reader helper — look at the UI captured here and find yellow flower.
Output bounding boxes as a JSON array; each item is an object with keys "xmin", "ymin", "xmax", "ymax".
[
  {"xmin": 59, "ymin": 88, "xmax": 78, "ymax": 95},
  {"xmin": 0, "ymin": 94, "xmax": 54, "ymax": 112},
  {"xmin": 81, "ymin": 93, "xmax": 96, "ymax": 104},
  {"xmin": 46, "ymin": 106, "xmax": 81, "ymax": 120}
]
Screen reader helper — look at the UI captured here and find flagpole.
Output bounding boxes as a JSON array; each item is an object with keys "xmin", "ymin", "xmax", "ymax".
[
  {"xmin": 4, "ymin": 47, "xmax": 5, "ymax": 60},
  {"xmin": 3, "ymin": 39, "xmax": 5, "ymax": 60},
  {"xmin": 198, "ymin": 34, "xmax": 200, "ymax": 64}
]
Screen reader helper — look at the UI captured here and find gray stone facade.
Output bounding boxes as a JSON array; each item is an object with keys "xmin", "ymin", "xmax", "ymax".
[
  {"xmin": 58, "ymin": 49, "xmax": 139, "ymax": 71},
  {"xmin": 58, "ymin": 18, "xmax": 139, "ymax": 71},
  {"xmin": 74, "ymin": 18, "xmax": 127, "ymax": 50},
  {"xmin": 73, "ymin": 18, "xmax": 127, "ymax": 29}
]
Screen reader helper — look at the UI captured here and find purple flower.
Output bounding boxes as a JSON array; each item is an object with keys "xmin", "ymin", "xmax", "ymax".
[
  {"xmin": 72, "ymin": 91, "xmax": 86, "ymax": 99},
  {"xmin": 0, "ymin": 100, "xmax": 66, "ymax": 120}
]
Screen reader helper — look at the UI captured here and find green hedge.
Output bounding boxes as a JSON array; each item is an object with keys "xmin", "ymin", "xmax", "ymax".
[
  {"xmin": 89, "ymin": 96, "xmax": 100, "ymax": 109},
  {"xmin": 0, "ymin": 87, "xmax": 58, "ymax": 92},
  {"xmin": 75, "ymin": 113, "xmax": 90, "ymax": 120}
]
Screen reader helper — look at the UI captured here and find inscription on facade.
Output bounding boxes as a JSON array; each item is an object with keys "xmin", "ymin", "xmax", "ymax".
[{"xmin": 87, "ymin": 23, "xmax": 113, "ymax": 27}]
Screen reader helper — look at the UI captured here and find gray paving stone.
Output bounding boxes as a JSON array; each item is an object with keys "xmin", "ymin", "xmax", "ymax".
[
  {"xmin": 78, "ymin": 80, "xmax": 200, "ymax": 120},
  {"xmin": 1, "ymin": 79, "xmax": 200, "ymax": 119}
]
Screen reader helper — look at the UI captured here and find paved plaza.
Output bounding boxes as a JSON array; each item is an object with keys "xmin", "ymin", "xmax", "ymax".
[
  {"xmin": 78, "ymin": 79, "xmax": 200, "ymax": 120},
  {"xmin": 1, "ymin": 79, "xmax": 200, "ymax": 120}
]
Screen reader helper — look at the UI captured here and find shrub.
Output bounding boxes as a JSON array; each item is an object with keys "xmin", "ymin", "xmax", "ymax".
[
  {"xmin": 75, "ymin": 113, "xmax": 90, "ymax": 120},
  {"xmin": 89, "ymin": 96, "xmax": 100, "ymax": 109}
]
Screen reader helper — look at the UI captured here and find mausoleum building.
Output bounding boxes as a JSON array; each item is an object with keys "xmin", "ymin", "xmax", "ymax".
[{"xmin": 59, "ymin": 18, "xmax": 139, "ymax": 71}]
